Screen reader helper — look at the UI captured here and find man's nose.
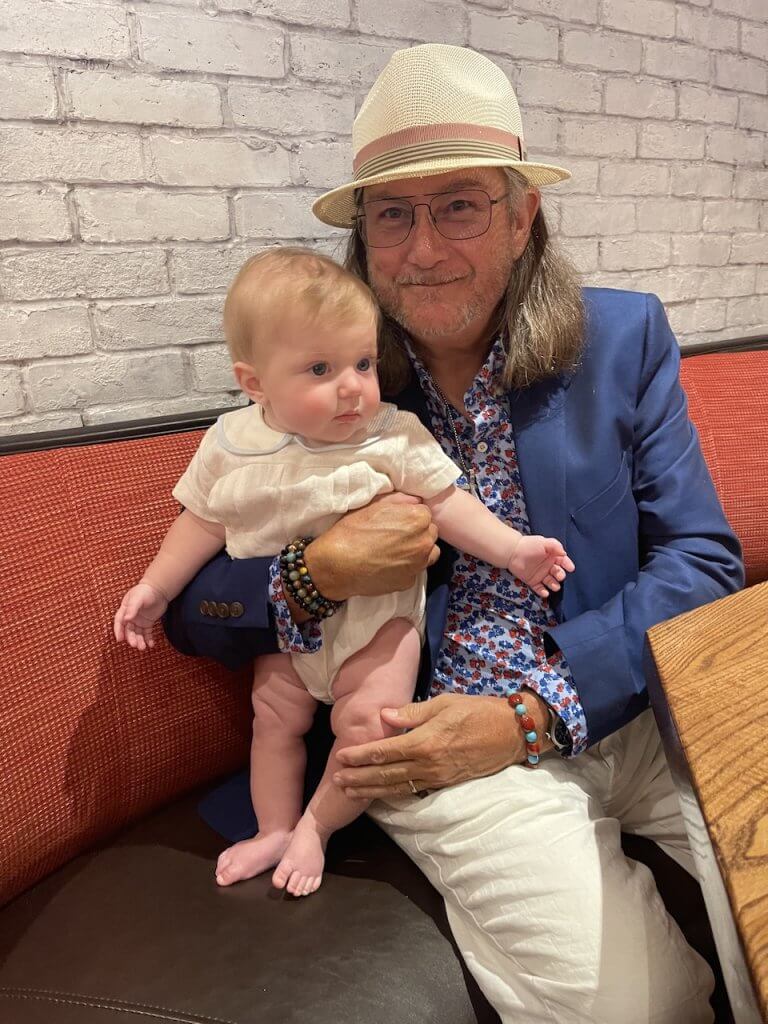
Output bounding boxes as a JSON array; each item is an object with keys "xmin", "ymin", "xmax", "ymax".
[{"xmin": 403, "ymin": 203, "xmax": 448, "ymax": 266}]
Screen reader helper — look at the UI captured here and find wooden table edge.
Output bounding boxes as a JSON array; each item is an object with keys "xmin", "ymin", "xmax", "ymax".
[{"xmin": 644, "ymin": 586, "xmax": 767, "ymax": 1024}]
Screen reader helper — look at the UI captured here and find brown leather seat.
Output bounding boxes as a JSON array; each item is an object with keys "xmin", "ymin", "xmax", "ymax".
[{"xmin": 0, "ymin": 790, "xmax": 500, "ymax": 1024}]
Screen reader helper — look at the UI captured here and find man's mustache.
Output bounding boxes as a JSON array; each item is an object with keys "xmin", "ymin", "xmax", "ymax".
[{"xmin": 395, "ymin": 276, "xmax": 462, "ymax": 286}]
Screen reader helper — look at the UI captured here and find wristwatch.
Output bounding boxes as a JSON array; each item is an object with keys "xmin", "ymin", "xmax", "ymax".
[{"xmin": 545, "ymin": 705, "xmax": 573, "ymax": 755}]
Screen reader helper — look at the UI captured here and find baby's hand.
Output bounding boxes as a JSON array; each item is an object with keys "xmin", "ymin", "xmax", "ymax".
[
  {"xmin": 113, "ymin": 582, "xmax": 169, "ymax": 651},
  {"xmin": 508, "ymin": 536, "xmax": 575, "ymax": 598}
]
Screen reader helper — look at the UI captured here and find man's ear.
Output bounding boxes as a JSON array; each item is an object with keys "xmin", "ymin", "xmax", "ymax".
[{"xmin": 233, "ymin": 361, "xmax": 264, "ymax": 403}]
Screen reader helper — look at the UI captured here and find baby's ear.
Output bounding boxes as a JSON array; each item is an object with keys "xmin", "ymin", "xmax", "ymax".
[{"xmin": 233, "ymin": 361, "xmax": 264, "ymax": 403}]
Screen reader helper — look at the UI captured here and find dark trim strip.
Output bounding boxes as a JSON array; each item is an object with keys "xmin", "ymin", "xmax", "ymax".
[
  {"xmin": 0, "ymin": 406, "xmax": 237, "ymax": 457},
  {"xmin": 681, "ymin": 333, "xmax": 767, "ymax": 357}
]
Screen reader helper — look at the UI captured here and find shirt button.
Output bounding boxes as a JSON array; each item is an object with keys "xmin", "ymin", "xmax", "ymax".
[{"xmin": 477, "ymin": 441, "xmax": 488, "ymax": 453}]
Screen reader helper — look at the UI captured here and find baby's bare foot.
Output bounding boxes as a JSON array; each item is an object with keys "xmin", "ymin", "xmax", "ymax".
[
  {"xmin": 272, "ymin": 818, "xmax": 328, "ymax": 897},
  {"xmin": 216, "ymin": 830, "xmax": 292, "ymax": 887}
]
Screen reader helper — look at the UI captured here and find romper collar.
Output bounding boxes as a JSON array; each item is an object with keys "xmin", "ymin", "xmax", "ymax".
[{"xmin": 215, "ymin": 402, "xmax": 399, "ymax": 457}]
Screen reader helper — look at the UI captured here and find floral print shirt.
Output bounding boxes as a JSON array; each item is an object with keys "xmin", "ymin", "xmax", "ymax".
[{"xmin": 406, "ymin": 336, "xmax": 587, "ymax": 756}]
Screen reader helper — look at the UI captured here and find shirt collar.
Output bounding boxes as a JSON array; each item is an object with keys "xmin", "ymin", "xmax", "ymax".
[{"xmin": 402, "ymin": 334, "xmax": 507, "ymax": 409}]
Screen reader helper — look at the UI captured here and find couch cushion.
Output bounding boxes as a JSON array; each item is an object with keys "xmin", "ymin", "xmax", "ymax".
[
  {"xmin": 0, "ymin": 792, "xmax": 498, "ymax": 1024},
  {"xmin": 681, "ymin": 349, "xmax": 768, "ymax": 586},
  {"xmin": 0, "ymin": 434, "xmax": 250, "ymax": 906}
]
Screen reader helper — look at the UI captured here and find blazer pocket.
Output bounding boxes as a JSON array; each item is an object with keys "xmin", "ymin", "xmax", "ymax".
[{"xmin": 571, "ymin": 450, "xmax": 632, "ymax": 528}]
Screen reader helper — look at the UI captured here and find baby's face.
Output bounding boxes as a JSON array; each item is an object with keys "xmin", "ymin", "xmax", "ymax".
[{"xmin": 256, "ymin": 317, "xmax": 381, "ymax": 443}]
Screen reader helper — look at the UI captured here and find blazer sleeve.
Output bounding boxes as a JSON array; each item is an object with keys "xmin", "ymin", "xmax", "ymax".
[
  {"xmin": 162, "ymin": 550, "xmax": 280, "ymax": 670},
  {"xmin": 546, "ymin": 294, "xmax": 745, "ymax": 746}
]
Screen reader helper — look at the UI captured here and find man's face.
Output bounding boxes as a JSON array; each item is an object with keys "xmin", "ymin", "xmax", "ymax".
[{"xmin": 362, "ymin": 167, "xmax": 531, "ymax": 347}]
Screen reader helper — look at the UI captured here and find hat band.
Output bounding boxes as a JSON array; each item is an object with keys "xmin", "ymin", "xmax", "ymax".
[
  {"xmin": 355, "ymin": 139, "xmax": 526, "ymax": 183},
  {"xmin": 354, "ymin": 122, "xmax": 524, "ymax": 170}
]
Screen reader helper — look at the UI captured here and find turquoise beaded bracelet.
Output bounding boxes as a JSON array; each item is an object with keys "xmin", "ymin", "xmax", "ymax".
[
  {"xmin": 508, "ymin": 692, "xmax": 541, "ymax": 768},
  {"xmin": 279, "ymin": 537, "xmax": 342, "ymax": 620}
]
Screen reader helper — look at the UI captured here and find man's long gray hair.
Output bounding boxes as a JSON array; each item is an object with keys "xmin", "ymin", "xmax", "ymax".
[{"xmin": 343, "ymin": 168, "xmax": 585, "ymax": 395}]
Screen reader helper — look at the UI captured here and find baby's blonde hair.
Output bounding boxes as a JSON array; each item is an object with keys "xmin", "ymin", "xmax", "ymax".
[{"xmin": 224, "ymin": 247, "xmax": 380, "ymax": 365}]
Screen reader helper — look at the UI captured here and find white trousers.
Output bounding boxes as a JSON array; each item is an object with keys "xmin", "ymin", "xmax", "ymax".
[{"xmin": 367, "ymin": 710, "xmax": 714, "ymax": 1024}]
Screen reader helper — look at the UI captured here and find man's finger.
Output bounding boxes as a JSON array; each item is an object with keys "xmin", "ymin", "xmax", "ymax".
[
  {"xmin": 380, "ymin": 700, "xmax": 440, "ymax": 728},
  {"xmin": 333, "ymin": 759, "xmax": 421, "ymax": 789},
  {"xmin": 344, "ymin": 781, "xmax": 429, "ymax": 800},
  {"xmin": 426, "ymin": 544, "xmax": 441, "ymax": 567},
  {"xmin": 335, "ymin": 734, "xmax": 411, "ymax": 767}
]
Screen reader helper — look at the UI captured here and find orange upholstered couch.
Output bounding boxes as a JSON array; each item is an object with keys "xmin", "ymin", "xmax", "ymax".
[{"xmin": 0, "ymin": 339, "xmax": 765, "ymax": 1024}]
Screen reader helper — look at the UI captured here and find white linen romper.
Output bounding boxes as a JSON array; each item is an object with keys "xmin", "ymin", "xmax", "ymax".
[{"xmin": 173, "ymin": 402, "xmax": 461, "ymax": 702}]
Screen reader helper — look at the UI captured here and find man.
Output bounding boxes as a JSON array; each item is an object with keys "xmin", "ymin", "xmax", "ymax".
[{"xmin": 164, "ymin": 44, "xmax": 743, "ymax": 1023}]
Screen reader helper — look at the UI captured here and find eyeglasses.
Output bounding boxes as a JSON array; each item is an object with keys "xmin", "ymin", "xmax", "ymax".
[{"xmin": 356, "ymin": 189, "xmax": 510, "ymax": 248}]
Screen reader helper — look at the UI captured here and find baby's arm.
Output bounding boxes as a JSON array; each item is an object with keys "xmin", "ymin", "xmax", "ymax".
[
  {"xmin": 424, "ymin": 485, "xmax": 574, "ymax": 597},
  {"xmin": 114, "ymin": 509, "xmax": 225, "ymax": 650}
]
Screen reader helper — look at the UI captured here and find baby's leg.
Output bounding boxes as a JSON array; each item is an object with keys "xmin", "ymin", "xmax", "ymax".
[
  {"xmin": 273, "ymin": 617, "xmax": 421, "ymax": 897},
  {"xmin": 216, "ymin": 653, "xmax": 317, "ymax": 886}
]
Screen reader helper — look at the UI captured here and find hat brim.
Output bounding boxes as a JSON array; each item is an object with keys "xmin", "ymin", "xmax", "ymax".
[{"xmin": 312, "ymin": 156, "xmax": 571, "ymax": 229}]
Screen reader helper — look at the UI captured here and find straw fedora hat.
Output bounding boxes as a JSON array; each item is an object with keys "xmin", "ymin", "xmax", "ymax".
[{"xmin": 312, "ymin": 43, "xmax": 571, "ymax": 229}]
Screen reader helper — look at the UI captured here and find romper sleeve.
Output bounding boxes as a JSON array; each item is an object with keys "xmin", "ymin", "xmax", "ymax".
[
  {"xmin": 388, "ymin": 412, "xmax": 462, "ymax": 499},
  {"xmin": 171, "ymin": 424, "xmax": 221, "ymax": 524}
]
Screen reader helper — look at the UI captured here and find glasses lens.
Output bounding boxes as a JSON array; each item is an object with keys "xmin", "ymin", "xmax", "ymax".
[
  {"xmin": 361, "ymin": 199, "xmax": 413, "ymax": 247},
  {"xmin": 431, "ymin": 190, "xmax": 492, "ymax": 240}
]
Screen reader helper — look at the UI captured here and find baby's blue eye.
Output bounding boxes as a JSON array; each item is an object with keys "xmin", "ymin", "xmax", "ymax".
[
  {"xmin": 357, "ymin": 358, "xmax": 372, "ymax": 371},
  {"xmin": 310, "ymin": 363, "xmax": 328, "ymax": 376}
]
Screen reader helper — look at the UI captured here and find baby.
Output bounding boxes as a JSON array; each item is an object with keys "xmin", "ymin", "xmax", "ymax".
[{"xmin": 114, "ymin": 248, "xmax": 574, "ymax": 897}]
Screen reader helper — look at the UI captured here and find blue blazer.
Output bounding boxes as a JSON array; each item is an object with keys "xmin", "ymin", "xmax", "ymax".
[{"xmin": 163, "ymin": 288, "xmax": 744, "ymax": 746}]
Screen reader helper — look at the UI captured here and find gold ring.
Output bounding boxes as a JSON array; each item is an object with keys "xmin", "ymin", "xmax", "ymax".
[{"xmin": 408, "ymin": 779, "xmax": 418, "ymax": 795}]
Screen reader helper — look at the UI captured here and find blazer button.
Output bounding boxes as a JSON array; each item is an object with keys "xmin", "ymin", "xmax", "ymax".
[
  {"xmin": 217, "ymin": 602, "xmax": 230, "ymax": 619},
  {"xmin": 229, "ymin": 601, "xmax": 244, "ymax": 618},
  {"xmin": 199, "ymin": 600, "xmax": 210, "ymax": 616}
]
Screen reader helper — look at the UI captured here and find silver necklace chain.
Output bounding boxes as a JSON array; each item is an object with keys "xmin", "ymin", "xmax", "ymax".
[{"xmin": 421, "ymin": 368, "xmax": 478, "ymax": 497}]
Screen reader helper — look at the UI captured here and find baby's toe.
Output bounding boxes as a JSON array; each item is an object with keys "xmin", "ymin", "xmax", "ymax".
[
  {"xmin": 286, "ymin": 869, "xmax": 304, "ymax": 896},
  {"xmin": 215, "ymin": 863, "xmax": 236, "ymax": 887}
]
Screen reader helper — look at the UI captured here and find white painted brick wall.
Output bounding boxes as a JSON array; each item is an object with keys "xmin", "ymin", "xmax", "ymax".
[
  {"xmin": 67, "ymin": 71, "xmax": 224, "ymax": 128},
  {"xmin": 0, "ymin": 2, "xmax": 131, "ymax": 61},
  {"xmin": 360, "ymin": 0, "xmax": 467, "ymax": 44},
  {"xmin": 0, "ymin": 0, "xmax": 765, "ymax": 434},
  {"xmin": 93, "ymin": 298, "xmax": 226, "ymax": 350},
  {"xmin": 0, "ymin": 64, "xmax": 58, "ymax": 120},
  {"xmin": 136, "ymin": 13, "xmax": 285, "ymax": 77},
  {"xmin": 643, "ymin": 40, "xmax": 710, "ymax": 82},
  {"xmin": 0, "ymin": 187, "xmax": 71, "ymax": 243},
  {"xmin": 75, "ymin": 189, "xmax": 230, "ymax": 244}
]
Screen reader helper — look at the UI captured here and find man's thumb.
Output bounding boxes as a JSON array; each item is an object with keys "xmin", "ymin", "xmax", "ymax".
[{"xmin": 380, "ymin": 701, "xmax": 434, "ymax": 727}]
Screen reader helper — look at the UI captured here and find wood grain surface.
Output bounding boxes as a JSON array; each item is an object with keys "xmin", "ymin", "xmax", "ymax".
[{"xmin": 647, "ymin": 582, "xmax": 768, "ymax": 1022}]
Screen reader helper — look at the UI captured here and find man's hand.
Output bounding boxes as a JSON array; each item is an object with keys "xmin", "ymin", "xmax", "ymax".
[
  {"xmin": 303, "ymin": 493, "xmax": 440, "ymax": 602},
  {"xmin": 332, "ymin": 692, "xmax": 553, "ymax": 799}
]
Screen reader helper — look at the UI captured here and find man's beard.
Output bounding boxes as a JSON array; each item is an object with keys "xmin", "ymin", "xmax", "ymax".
[{"xmin": 371, "ymin": 278, "xmax": 485, "ymax": 339}]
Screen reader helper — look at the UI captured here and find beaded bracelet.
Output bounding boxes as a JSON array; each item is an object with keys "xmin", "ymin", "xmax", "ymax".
[
  {"xmin": 508, "ymin": 692, "xmax": 540, "ymax": 768},
  {"xmin": 279, "ymin": 537, "xmax": 342, "ymax": 620}
]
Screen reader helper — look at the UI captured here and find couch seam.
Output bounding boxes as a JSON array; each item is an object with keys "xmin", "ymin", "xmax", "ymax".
[{"xmin": 0, "ymin": 987, "xmax": 236, "ymax": 1024}]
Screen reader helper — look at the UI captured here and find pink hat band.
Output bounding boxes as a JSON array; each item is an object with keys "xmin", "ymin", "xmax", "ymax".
[{"xmin": 353, "ymin": 123, "xmax": 527, "ymax": 180}]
